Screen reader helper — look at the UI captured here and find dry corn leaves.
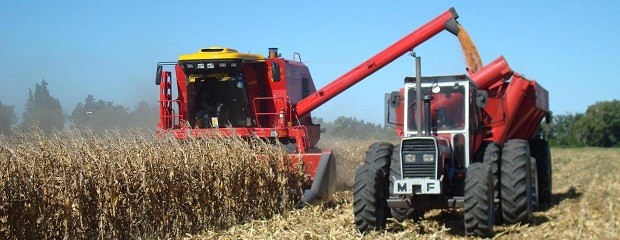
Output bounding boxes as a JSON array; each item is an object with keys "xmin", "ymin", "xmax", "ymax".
[
  {"xmin": 0, "ymin": 130, "xmax": 305, "ymax": 239},
  {"xmin": 1, "ymin": 131, "xmax": 619, "ymax": 239}
]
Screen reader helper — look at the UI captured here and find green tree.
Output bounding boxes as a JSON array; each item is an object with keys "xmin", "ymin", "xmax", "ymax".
[
  {"xmin": 319, "ymin": 116, "xmax": 396, "ymax": 139},
  {"xmin": 21, "ymin": 80, "xmax": 64, "ymax": 134},
  {"xmin": 128, "ymin": 100, "xmax": 159, "ymax": 129},
  {"xmin": 575, "ymin": 100, "xmax": 620, "ymax": 147},
  {"xmin": 71, "ymin": 95, "xmax": 130, "ymax": 132},
  {"xmin": 0, "ymin": 101, "xmax": 18, "ymax": 134},
  {"xmin": 548, "ymin": 113, "xmax": 584, "ymax": 147}
]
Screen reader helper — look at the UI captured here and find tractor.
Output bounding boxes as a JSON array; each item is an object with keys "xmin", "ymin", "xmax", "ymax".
[{"xmin": 353, "ymin": 54, "xmax": 551, "ymax": 236}]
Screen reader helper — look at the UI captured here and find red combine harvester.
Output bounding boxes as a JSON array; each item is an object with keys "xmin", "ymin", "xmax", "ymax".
[{"xmin": 156, "ymin": 8, "xmax": 464, "ymax": 205}]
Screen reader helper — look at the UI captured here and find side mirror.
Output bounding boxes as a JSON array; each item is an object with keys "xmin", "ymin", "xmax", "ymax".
[
  {"xmin": 389, "ymin": 91, "xmax": 401, "ymax": 108},
  {"xmin": 155, "ymin": 65, "xmax": 162, "ymax": 85},
  {"xmin": 475, "ymin": 90, "xmax": 488, "ymax": 107}
]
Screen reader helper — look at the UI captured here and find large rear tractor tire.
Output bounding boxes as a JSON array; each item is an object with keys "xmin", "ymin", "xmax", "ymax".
[
  {"xmin": 530, "ymin": 157, "xmax": 539, "ymax": 210},
  {"xmin": 389, "ymin": 144, "xmax": 422, "ymax": 222},
  {"xmin": 353, "ymin": 142, "xmax": 392, "ymax": 232},
  {"xmin": 475, "ymin": 141, "xmax": 502, "ymax": 223},
  {"xmin": 500, "ymin": 139, "xmax": 533, "ymax": 224},
  {"xmin": 475, "ymin": 142, "xmax": 501, "ymax": 201},
  {"xmin": 530, "ymin": 138, "xmax": 553, "ymax": 207},
  {"xmin": 464, "ymin": 162, "xmax": 495, "ymax": 237}
]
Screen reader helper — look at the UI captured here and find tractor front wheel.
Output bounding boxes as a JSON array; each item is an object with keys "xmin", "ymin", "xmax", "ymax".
[
  {"xmin": 353, "ymin": 142, "xmax": 392, "ymax": 232},
  {"xmin": 354, "ymin": 164, "xmax": 389, "ymax": 232}
]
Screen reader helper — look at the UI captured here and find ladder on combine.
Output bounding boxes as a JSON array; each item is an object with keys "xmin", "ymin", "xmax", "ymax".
[{"xmin": 157, "ymin": 64, "xmax": 181, "ymax": 129}]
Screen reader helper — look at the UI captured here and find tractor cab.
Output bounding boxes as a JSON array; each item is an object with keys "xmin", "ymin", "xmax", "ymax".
[
  {"xmin": 384, "ymin": 75, "xmax": 488, "ymax": 202},
  {"xmin": 395, "ymin": 75, "xmax": 487, "ymax": 169}
]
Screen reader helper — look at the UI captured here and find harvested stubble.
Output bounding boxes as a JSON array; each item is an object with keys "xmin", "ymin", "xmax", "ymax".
[
  {"xmin": 0, "ymin": 130, "xmax": 305, "ymax": 239},
  {"xmin": 192, "ymin": 148, "xmax": 620, "ymax": 239}
]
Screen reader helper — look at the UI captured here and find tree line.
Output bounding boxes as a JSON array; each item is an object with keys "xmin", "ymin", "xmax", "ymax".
[
  {"xmin": 1, "ymin": 80, "xmax": 619, "ymax": 147},
  {"xmin": 0, "ymin": 80, "xmax": 158, "ymax": 135},
  {"xmin": 314, "ymin": 102, "xmax": 620, "ymax": 148}
]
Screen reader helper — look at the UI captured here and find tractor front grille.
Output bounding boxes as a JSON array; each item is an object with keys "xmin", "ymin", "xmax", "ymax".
[{"xmin": 401, "ymin": 138, "xmax": 437, "ymax": 179}]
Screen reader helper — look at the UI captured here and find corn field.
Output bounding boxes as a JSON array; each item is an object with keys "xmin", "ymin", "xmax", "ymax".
[{"xmin": 0, "ymin": 130, "xmax": 305, "ymax": 239}]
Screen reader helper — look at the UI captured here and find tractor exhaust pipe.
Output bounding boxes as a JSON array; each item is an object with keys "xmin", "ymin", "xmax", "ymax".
[
  {"xmin": 414, "ymin": 53, "xmax": 423, "ymax": 136},
  {"xmin": 423, "ymin": 94, "xmax": 434, "ymax": 136}
]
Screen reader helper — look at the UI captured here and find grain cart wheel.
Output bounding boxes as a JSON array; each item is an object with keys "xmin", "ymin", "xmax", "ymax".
[
  {"xmin": 353, "ymin": 143, "xmax": 392, "ymax": 232},
  {"xmin": 464, "ymin": 162, "xmax": 495, "ymax": 237},
  {"xmin": 500, "ymin": 139, "xmax": 533, "ymax": 224},
  {"xmin": 475, "ymin": 141, "xmax": 501, "ymax": 223},
  {"xmin": 354, "ymin": 165, "xmax": 389, "ymax": 232},
  {"xmin": 530, "ymin": 157, "xmax": 539, "ymax": 210},
  {"xmin": 475, "ymin": 142, "xmax": 501, "ymax": 200},
  {"xmin": 388, "ymin": 144, "xmax": 422, "ymax": 221},
  {"xmin": 530, "ymin": 138, "xmax": 552, "ymax": 207}
]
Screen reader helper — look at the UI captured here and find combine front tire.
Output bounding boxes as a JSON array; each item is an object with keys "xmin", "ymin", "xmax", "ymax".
[
  {"xmin": 464, "ymin": 162, "xmax": 495, "ymax": 237},
  {"xmin": 530, "ymin": 138, "xmax": 553, "ymax": 207},
  {"xmin": 500, "ymin": 139, "xmax": 533, "ymax": 224}
]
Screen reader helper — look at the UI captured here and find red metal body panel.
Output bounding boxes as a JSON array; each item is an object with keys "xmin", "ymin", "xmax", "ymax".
[
  {"xmin": 486, "ymin": 74, "xmax": 549, "ymax": 143},
  {"xmin": 469, "ymin": 56, "xmax": 512, "ymax": 90},
  {"xmin": 468, "ymin": 58, "xmax": 549, "ymax": 145},
  {"xmin": 295, "ymin": 8, "xmax": 459, "ymax": 117}
]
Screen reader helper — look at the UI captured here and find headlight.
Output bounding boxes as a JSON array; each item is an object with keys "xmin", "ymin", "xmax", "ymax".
[
  {"xmin": 230, "ymin": 62, "xmax": 237, "ymax": 67},
  {"xmin": 197, "ymin": 63, "xmax": 205, "ymax": 69},
  {"xmin": 185, "ymin": 63, "xmax": 194, "ymax": 69},
  {"xmin": 206, "ymin": 63, "xmax": 215, "ymax": 69},
  {"xmin": 423, "ymin": 154, "xmax": 434, "ymax": 162},
  {"xmin": 219, "ymin": 63, "xmax": 227, "ymax": 67},
  {"xmin": 404, "ymin": 154, "xmax": 415, "ymax": 163}
]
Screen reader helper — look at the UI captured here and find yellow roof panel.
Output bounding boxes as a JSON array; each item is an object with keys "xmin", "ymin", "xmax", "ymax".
[{"xmin": 178, "ymin": 47, "xmax": 265, "ymax": 61}]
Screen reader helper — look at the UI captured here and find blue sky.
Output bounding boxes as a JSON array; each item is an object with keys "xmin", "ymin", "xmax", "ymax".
[{"xmin": 1, "ymin": 1, "xmax": 618, "ymax": 124}]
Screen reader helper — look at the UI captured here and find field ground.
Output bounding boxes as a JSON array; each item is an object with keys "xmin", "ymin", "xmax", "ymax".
[{"xmin": 190, "ymin": 147, "xmax": 620, "ymax": 239}]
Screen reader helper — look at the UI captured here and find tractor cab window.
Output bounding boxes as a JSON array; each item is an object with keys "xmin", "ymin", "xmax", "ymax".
[
  {"xmin": 407, "ymin": 84, "xmax": 466, "ymax": 132},
  {"xmin": 182, "ymin": 61, "xmax": 252, "ymax": 128}
]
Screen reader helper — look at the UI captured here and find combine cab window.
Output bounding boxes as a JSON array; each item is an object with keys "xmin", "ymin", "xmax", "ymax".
[
  {"xmin": 407, "ymin": 85, "xmax": 465, "ymax": 132},
  {"xmin": 183, "ymin": 63, "xmax": 252, "ymax": 128},
  {"xmin": 271, "ymin": 62, "xmax": 281, "ymax": 82}
]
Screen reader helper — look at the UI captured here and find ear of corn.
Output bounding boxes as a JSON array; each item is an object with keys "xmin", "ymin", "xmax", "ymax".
[{"xmin": 0, "ymin": 129, "xmax": 305, "ymax": 239}]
